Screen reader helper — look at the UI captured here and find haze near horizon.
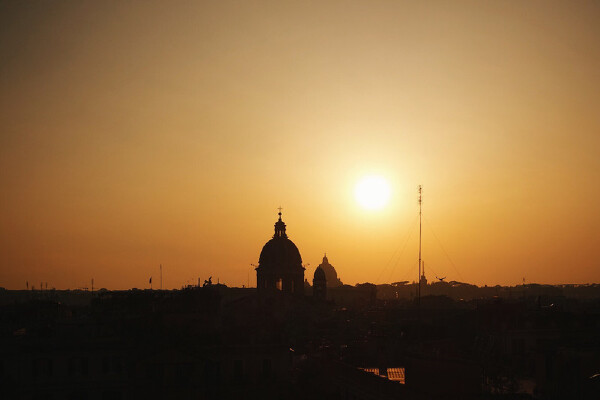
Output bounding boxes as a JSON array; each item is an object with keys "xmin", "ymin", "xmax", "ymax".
[{"xmin": 1, "ymin": 1, "xmax": 599, "ymax": 290}]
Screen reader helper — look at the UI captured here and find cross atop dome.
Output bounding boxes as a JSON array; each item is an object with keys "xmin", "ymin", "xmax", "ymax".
[{"xmin": 274, "ymin": 207, "xmax": 287, "ymax": 238}]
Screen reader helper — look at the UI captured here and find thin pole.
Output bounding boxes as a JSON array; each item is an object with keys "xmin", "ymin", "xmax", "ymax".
[{"xmin": 418, "ymin": 185, "xmax": 422, "ymax": 305}]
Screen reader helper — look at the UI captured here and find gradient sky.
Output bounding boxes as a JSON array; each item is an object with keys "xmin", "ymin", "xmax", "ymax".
[{"xmin": 1, "ymin": 1, "xmax": 599, "ymax": 289}]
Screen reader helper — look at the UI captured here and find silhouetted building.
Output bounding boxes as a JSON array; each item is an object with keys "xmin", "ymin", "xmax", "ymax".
[
  {"xmin": 313, "ymin": 266, "xmax": 327, "ymax": 301},
  {"xmin": 329, "ymin": 283, "xmax": 377, "ymax": 307},
  {"xmin": 316, "ymin": 253, "xmax": 343, "ymax": 287},
  {"xmin": 256, "ymin": 211, "xmax": 304, "ymax": 298},
  {"xmin": 419, "ymin": 262, "xmax": 428, "ymax": 294}
]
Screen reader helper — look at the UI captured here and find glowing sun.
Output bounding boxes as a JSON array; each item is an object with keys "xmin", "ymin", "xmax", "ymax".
[{"xmin": 354, "ymin": 175, "xmax": 391, "ymax": 210}]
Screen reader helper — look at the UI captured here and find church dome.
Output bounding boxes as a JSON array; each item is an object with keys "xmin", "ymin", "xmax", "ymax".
[
  {"xmin": 317, "ymin": 253, "xmax": 343, "ymax": 287},
  {"xmin": 258, "ymin": 212, "xmax": 302, "ymax": 270}
]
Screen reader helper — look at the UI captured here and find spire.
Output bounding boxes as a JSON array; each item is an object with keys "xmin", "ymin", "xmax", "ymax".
[{"xmin": 274, "ymin": 207, "xmax": 287, "ymax": 238}]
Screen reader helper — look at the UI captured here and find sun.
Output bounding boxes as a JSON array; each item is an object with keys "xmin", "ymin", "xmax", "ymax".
[{"xmin": 354, "ymin": 175, "xmax": 391, "ymax": 210}]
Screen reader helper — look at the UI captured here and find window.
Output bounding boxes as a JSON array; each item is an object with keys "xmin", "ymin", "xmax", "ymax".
[
  {"xmin": 233, "ymin": 359, "xmax": 243, "ymax": 381},
  {"xmin": 101, "ymin": 391, "xmax": 122, "ymax": 400},
  {"xmin": 68, "ymin": 357, "xmax": 88, "ymax": 377},
  {"xmin": 113, "ymin": 357, "xmax": 122, "ymax": 374},
  {"xmin": 33, "ymin": 393, "xmax": 54, "ymax": 400},
  {"xmin": 262, "ymin": 359, "xmax": 271, "ymax": 378},
  {"xmin": 68, "ymin": 392, "xmax": 88, "ymax": 400},
  {"xmin": 81, "ymin": 358, "xmax": 88, "ymax": 376},
  {"xmin": 32, "ymin": 358, "xmax": 53, "ymax": 379},
  {"xmin": 68, "ymin": 358, "xmax": 75, "ymax": 376}
]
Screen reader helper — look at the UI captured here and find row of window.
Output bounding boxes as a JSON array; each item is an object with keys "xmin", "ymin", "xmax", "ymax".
[
  {"xmin": 263, "ymin": 278, "xmax": 298, "ymax": 292},
  {"xmin": 13, "ymin": 355, "xmax": 274, "ymax": 383},
  {"xmin": 30, "ymin": 390, "xmax": 122, "ymax": 400},
  {"xmin": 29, "ymin": 356, "xmax": 123, "ymax": 379}
]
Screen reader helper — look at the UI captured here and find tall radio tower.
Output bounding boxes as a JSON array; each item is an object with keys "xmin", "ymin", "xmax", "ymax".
[{"xmin": 418, "ymin": 185, "xmax": 423, "ymax": 305}]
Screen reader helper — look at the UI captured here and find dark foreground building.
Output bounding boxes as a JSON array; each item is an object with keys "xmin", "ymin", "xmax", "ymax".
[
  {"xmin": 4, "ymin": 286, "xmax": 599, "ymax": 400},
  {"xmin": 1, "ymin": 213, "xmax": 599, "ymax": 399}
]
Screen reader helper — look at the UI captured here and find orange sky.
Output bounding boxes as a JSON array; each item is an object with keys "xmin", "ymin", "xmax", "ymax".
[{"xmin": 1, "ymin": 1, "xmax": 599, "ymax": 289}]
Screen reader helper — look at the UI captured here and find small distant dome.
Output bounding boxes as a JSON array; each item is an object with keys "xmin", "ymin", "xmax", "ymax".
[
  {"xmin": 317, "ymin": 253, "xmax": 343, "ymax": 287},
  {"xmin": 314, "ymin": 266, "xmax": 326, "ymax": 282}
]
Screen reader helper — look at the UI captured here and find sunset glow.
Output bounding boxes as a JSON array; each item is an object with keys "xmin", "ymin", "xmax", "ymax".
[
  {"xmin": 0, "ymin": 2, "xmax": 599, "ymax": 290},
  {"xmin": 354, "ymin": 176, "xmax": 391, "ymax": 210}
]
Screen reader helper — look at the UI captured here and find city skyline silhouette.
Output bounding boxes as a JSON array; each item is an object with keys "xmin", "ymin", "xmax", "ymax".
[{"xmin": 3, "ymin": 3, "xmax": 600, "ymax": 398}]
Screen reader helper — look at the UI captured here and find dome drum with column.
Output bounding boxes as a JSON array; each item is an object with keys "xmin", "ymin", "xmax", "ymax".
[{"xmin": 256, "ymin": 212, "xmax": 305, "ymax": 297}]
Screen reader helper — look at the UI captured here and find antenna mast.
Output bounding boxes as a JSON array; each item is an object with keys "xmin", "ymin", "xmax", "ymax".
[{"xmin": 418, "ymin": 185, "xmax": 423, "ymax": 305}]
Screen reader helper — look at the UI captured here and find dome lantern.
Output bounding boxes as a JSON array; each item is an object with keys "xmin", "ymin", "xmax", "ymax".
[{"xmin": 274, "ymin": 210, "xmax": 287, "ymax": 238}]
